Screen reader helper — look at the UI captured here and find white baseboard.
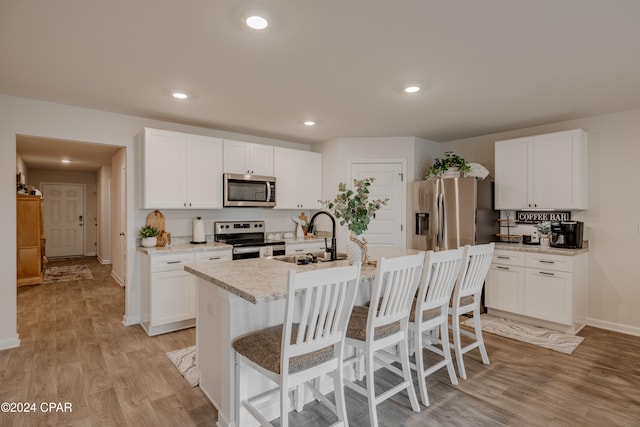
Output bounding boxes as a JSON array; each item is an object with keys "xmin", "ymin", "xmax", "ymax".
[
  {"xmin": 111, "ymin": 271, "xmax": 124, "ymax": 287},
  {"xmin": 97, "ymin": 255, "xmax": 112, "ymax": 265},
  {"xmin": 0, "ymin": 335, "xmax": 20, "ymax": 350},
  {"xmin": 587, "ymin": 318, "xmax": 640, "ymax": 337},
  {"xmin": 122, "ymin": 314, "xmax": 140, "ymax": 326}
]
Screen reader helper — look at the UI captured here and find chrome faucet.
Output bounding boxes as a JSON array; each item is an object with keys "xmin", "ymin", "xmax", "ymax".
[{"xmin": 307, "ymin": 210, "xmax": 337, "ymax": 261}]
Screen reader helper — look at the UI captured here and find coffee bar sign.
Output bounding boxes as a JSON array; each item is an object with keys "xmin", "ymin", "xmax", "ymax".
[{"xmin": 515, "ymin": 211, "xmax": 571, "ymax": 224}]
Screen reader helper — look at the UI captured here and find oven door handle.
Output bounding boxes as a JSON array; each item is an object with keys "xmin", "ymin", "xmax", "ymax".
[{"xmin": 233, "ymin": 246, "xmax": 261, "ymax": 255}]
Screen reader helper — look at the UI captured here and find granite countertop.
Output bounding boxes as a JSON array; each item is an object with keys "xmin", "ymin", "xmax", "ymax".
[
  {"xmin": 185, "ymin": 246, "xmax": 422, "ymax": 304},
  {"xmin": 137, "ymin": 241, "xmax": 232, "ymax": 255},
  {"xmin": 494, "ymin": 241, "xmax": 589, "ymax": 256}
]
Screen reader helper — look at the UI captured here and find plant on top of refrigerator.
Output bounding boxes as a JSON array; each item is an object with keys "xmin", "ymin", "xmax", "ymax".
[{"xmin": 425, "ymin": 151, "xmax": 471, "ymax": 179}]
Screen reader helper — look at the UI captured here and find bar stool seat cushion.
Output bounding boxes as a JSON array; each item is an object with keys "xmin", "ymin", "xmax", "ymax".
[
  {"xmin": 233, "ymin": 324, "xmax": 333, "ymax": 375},
  {"xmin": 409, "ymin": 299, "xmax": 442, "ymax": 323},
  {"xmin": 346, "ymin": 305, "xmax": 400, "ymax": 341}
]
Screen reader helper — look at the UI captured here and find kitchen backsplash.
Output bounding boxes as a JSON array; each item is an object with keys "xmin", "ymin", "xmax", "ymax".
[{"xmin": 153, "ymin": 208, "xmax": 316, "ymax": 242}]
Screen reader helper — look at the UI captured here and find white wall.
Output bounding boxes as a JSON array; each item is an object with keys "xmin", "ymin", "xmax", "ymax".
[
  {"xmin": 97, "ymin": 165, "xmax": 112, "ymax": 263},
  {"xmin": 0, "ymin": 93, "xmax": 311, "ymax": 349},
  {"xmin": 443, "ymin": 108, "xmax": 640, "ymax": 335},
  {"xmin": 318, "ymin": 136, "xmax": 441, "ymax": 251}
]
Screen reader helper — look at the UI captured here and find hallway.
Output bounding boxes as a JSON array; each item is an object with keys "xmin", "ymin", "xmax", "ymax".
[{"xmin": 1, "ymin": 257, "xmax": 216, "ymax": 426}]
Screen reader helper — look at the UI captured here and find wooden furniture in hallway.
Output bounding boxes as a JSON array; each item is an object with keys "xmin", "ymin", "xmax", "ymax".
[{"xmin": 16, "ymin": 194, "xmax": 46, "ymax": 286}]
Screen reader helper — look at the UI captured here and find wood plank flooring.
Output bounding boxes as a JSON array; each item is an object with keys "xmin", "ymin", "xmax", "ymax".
[{"xmin": 2, "ymin": 256, "xmax": 640, "ymax": 426}]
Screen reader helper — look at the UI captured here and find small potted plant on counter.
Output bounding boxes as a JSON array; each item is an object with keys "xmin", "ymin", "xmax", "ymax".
[
  {"xmin": 139, "ymin": 225, "xmax": 160, "ymax": 248},
  {"xmin": 425, "ymin": 151, "xmax": 471, "ymax": 179}
]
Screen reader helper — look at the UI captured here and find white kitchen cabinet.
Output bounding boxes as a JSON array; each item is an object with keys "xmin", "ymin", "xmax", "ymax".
[
  {"xmin": 195, "ymin": 249, "xmax": 233, "ymax": 265},
  {"xmin": 485, "ymin": 251, "xmax": 525, "ymax": 314},
  {"xmin": 485, "ymin": 248, "xmax": 587, "ymax": 334},
  {"xmin": 285, "ymin": 240, "xmax": 328, "ymax": 255},
  {"xmin": 140, "ymin": 252, "xmax": 196, "ymax": 336},
  {"xmin": 223, "ymin": 139, "xmax": 274, "ymax": 176},
  {"xmin": 139, "ymin": 128, "xmax": 223, "ymax": 209},
  {"xmin": 495, "ymin": 129, "xmax": 587, "ymax": 210},
  {"xmin": 273, "ymin": 147, "xmax": 322, "ymax": 210},
  {"xmin": 140, "ymin": 247, "xmax": 232, "ymax": 336}
]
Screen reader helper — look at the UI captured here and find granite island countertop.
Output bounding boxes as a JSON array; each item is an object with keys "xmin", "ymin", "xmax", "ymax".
[{"xmin": 184, "ymin": 246, "xmax": 422, "ymax": 304}]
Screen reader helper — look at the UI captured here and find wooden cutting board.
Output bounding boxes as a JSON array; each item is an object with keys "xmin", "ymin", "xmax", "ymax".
[{"xmin": 146, "ymin": 210, "xmax": 165, "ymax": 232}]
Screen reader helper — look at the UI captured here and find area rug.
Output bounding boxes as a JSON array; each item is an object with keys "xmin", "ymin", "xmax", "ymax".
[
  {"xmin": 44, "ymin": 264, "xmax": 94, "ymax": 284},
  {"xmin": 167, "ymin": 346, "xmax": 199, "ymax": 387},
  {"xmin": 462, "ymin": 314, "xmax": 584, "ymax": 355}
]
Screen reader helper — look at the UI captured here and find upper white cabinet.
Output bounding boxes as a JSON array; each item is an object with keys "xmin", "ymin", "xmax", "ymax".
[
  {"xmin": 273, "ymin": 147, "xmax": 322, "ymax": 210},
  {"xmin": 139, "ymin": 128, "xmax": 223, "ymax": 209},
  {"xmin": 223, "ymin": 139, "xmax": 274, "ymax": 176},
  {"xmin": 495, "ymin": 129, "xmax": 587, "ymax": 210}
]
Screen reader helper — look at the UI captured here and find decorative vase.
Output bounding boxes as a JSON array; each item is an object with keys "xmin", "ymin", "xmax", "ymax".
[
  {"xmin": 347, "ymin": 233, "xmax": 367, "ymax": 265},
  {"xmin": 141, "ymin": 237, "xmax": 157, "ymax": 248},
  {"xmin": 441, "ymin": 167, "xmax": 460, "ymax": 178}
]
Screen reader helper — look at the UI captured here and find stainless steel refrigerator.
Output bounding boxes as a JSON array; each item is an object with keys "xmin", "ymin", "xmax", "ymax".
[{"xmin": 412, "ymin": 177, "xmax": 498, "ymax": 251}]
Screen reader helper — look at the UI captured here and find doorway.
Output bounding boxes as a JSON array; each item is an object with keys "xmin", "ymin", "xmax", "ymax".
[
  {"xmin": 42, "ymin": 183, "xmax": 85, "ymax": 257},
  {"xmin": 350, "ymin": 161, "xmax": 406, "ymax": 248}
]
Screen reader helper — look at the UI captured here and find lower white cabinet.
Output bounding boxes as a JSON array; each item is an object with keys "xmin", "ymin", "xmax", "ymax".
[
  {"xmin": 485, "ymin": 248, "xmax": 587, "ymax": 334},
  {"xmin": 140, "ymin": 248, "xmax": 232, "ymax": 336},
  {"xmin": 486, "ymin": 254, "xmax": 525, "ymax": 314}
]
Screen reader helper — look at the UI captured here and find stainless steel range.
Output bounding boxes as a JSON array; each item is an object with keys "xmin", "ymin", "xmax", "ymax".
[{"xmin": 214, "ymin": 220, "xmax": 285, "ymax": 260}]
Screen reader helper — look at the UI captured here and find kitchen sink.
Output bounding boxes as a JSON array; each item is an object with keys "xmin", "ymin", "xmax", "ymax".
[{"xmin": 271, "ymin": 252, "xmax": 347, "ymax": 265}]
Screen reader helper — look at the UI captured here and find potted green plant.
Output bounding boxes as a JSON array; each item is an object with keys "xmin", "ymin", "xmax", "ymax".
[
  {"xmin": 321, "ymin": 177, "xmax": 388, "ymax": 264},
  {"xmin": 139, "ymin": 225, "xmax": 160, "ymax": 248},
  {"xmin": 425, "ymin": 151, "xmax": 471, "ymax": 179}
]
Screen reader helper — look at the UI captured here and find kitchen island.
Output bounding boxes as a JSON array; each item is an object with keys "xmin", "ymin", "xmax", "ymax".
[{"xmin": 185, "ymin": 246, "xmax": 421, "ymax": 427}]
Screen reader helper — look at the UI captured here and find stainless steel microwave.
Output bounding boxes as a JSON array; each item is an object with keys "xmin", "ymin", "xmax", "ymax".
[{"xmin": 223, "ymin": 173, "xmax": 276, "ymax": 207}]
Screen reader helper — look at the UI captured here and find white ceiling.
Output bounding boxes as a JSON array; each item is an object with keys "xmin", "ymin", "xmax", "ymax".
[{"xmin": 5, "ymin": 1, "xmax": 640, "ymax": 170}]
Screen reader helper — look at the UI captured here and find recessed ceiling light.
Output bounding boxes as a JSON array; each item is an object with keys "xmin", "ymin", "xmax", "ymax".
[
  {"xmin": 303, "ymin": 121, "xmax": 316, "ymax": 126},
  {"xmin": 404, "ymin": 86, "xmax": 421, "ymax": 93},
  {"xmin": 172, "ymin": 92, "xmax": 188, "ymax": 99},
  {"xmin": 246, "ymin": 16, "xmax": 268, "ymax": 30},
  {"xmin": 61, "ymin": 159, "xmax": 70, "ymax": 164}
]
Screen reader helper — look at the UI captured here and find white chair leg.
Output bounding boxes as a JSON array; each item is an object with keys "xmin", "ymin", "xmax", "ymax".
[
  {"xmin": 356, "ymin": 348, "xmax": 365, "ymax": 381},
  {"xmin": 333, "ymin": 360, "xmax": 348, "ymax": 427},
  {"xmin": 399, "ymin": 336, "xmax": 420, "ymax": 412},
  {"xmin": 440, "ymin": 321, "xmax": 459, "ymax": 386},
  {"xmin": 234, "ymin": 354, "xmax": 242, "ymax": 426},
  {"xmin": 366, "ymin": 347, "xmax": 378, "ymax": 427},
  {"xmin": 452, "ymin": 314, "xmax": 467, "ymax": 380},
  {"xmin": 415, "ymin": 330, "xmax": 429, "ymax": 406},
  {"xmin": 280, "ymin": 384, "xmax": 289, "ymax": 427},
  {"xmin": 474, "ymin": 309, "xmax": 490, "ymax": 365},
  {"xmin": 294, "ymin": 384, "xmax": 304, "ymax": 412}
]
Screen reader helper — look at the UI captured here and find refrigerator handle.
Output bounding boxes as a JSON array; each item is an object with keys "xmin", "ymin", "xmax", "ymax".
[{"xmin": 436, "ymin": 178, "xmax": 446, "ymax": 250}]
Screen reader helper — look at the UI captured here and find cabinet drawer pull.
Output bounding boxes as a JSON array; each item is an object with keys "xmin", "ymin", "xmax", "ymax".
[
  {"xmin": 497, "ymin": 266, "xmax": 510, "ymax": 271},
  {"xmin": 167, "ymin": 261, "xmax": 182, "ymax": 264},
  {"xmin": 496, "ymin": 256, "xmax": 510, "ymax": 260},
  {"xmin": 539, "ymin": 271, "xmax": 555, "ymax": 276},
  {"xmin": 539, "ymin": 260, "xmax": 555, "ymax": 264},
  {"xmin": 208, "ymin": 256, "xmax": 221, "ymax": 260}
]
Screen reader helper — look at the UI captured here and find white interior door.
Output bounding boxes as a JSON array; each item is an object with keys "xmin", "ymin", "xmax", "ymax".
[
  {"xmin": 351, "ymin": 162, "xmax": 404, "ymax": 248},
  {"xmin": 42, "ymin": 183, "xmax": 85, "ymax": 257}
]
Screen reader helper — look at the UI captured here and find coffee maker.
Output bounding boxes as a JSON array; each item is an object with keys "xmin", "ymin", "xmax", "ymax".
[{"xmin": 550, "ymin": 221, "xmax": 584, "ymax": 249}]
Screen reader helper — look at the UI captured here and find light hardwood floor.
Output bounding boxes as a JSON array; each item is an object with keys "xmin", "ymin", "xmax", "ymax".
[{"xmin": 2, "ymin": 257, "xmax": 639, "ymax": 426}]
